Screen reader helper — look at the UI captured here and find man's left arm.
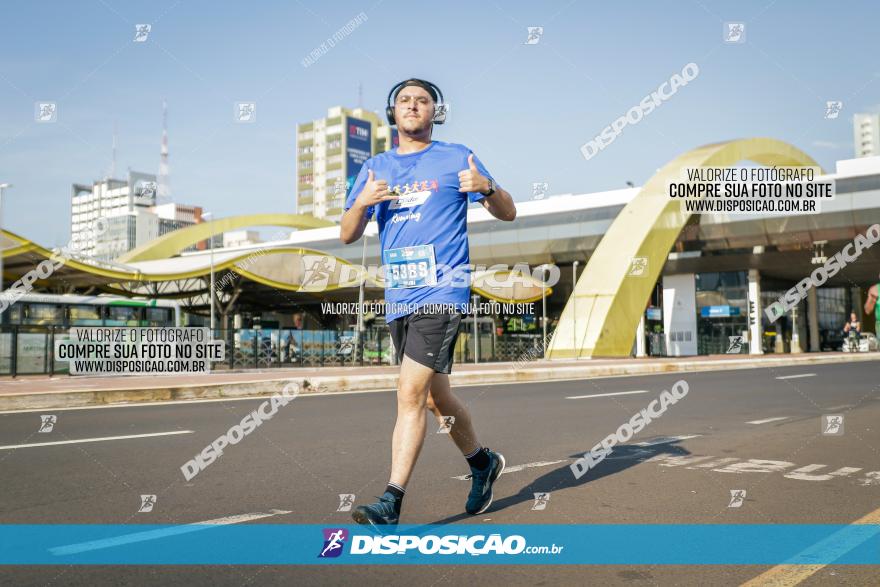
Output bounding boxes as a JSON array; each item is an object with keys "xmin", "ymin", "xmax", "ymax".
[
  {"xmin": 479, "ymin": 185, "xmax": 516, "ymax": 221},
  {"xmin": 458, "ymin": 153, "xmax": 516, "ymax": 221}
]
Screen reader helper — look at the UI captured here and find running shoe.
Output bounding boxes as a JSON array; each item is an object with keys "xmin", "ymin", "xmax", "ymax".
[
  {"xmin": 465, "ymin": 448, "xmax": 506, "ymax": 515},
  {"xmin": 351, "ymin": 492, "xmax": 399, "ymax": 527}
]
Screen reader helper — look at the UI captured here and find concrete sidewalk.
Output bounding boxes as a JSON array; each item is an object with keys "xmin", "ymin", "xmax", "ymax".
[{"xmin": 0, "ymin": 351, "xmax": 873, "ymax": 411}]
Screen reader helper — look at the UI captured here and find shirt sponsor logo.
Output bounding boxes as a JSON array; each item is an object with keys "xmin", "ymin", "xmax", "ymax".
[
  {"xmin": 389, "ymin": 190, "xmax": 432, "ymax": 209},
  {"xmin": 391, "ymin": 212, "xmax": 421, "ymax": 224}
]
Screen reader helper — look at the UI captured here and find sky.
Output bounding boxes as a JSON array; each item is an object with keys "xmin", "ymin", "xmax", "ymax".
[{"xmin": 1, "ymin": 0, "xmax": 877, "ymax": 247}]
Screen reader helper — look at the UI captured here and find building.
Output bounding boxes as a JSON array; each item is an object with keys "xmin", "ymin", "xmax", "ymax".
[
  {"xmin": 154, "ymin": 202, "xmax": 205, "ymax": 252},
  {"xmin": 71, "ymin": 171, "xmax": 159, "ymax": 259},
  {"xmin": 223, "ymin": 229, "xmax": 262, "ymax": 248},
  {"xmin": 296, "ymin": 106, "xmax": 397, "ymax": 222},
  {"xmin": 853, "ymin": 113, "xmax": 880, "ymax": 158},
  {"xmin": 71, "ymin": 172, "xmax": 204, "ymax": 260},
  {"xmin": 154, "ymin": 202, "xmax": 203, "ymax": 236}
]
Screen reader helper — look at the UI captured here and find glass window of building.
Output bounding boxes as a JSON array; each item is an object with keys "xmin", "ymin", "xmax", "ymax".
[{"xmin": 695, "ymin": 271, "xmax": 749, "ymax": 354}]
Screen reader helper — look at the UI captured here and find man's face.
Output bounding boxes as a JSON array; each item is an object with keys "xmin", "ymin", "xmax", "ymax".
[{"xmin": 394, "ymin": 85, "xmax": 434, "ymax": 135}]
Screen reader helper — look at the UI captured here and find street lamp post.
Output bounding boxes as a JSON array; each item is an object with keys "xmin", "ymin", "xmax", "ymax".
[
  {"xmin": 572, "ymin": 260, "xmax": 579, "ymax": 360},
  {"xmin": 0, "ymin": 183, "xmax": 11, "ymax": 294},
  {"xmin": 472, "ymin": 293, "xmax": 479, "ymax": 364},
  {"xmin": 351, "ymin": 224, "xmax": 381, "ymax": 361},
  {"xmin": 355, "ymin": 223, "xmax": 377, "ymax": 365},
  {"xmin": 537, "ymin": 264, "xmax": 553, "ymax": 358},
  {"xmin": 202, "ymin": 212, "xmax": 216, "ymax": 334},
  {"xmin": 355, "ymin": 236, "xmax": 367, "ymax": 365}
]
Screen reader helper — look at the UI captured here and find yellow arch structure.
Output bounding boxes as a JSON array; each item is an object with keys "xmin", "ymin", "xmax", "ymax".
[
  {"xmin": 546, "ymin": 137, "xmax": 821, "ymax": 359},
  {"xmin": 118, "ymin": 213, "xmax": 334, "ymax": 262}
]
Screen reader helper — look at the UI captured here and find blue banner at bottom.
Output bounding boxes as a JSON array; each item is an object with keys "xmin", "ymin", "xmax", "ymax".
[{"xmin": 1, "ymin": 524, "xmax": 878, "ymax": 565}]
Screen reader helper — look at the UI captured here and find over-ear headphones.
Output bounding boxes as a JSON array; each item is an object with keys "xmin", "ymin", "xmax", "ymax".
[{"xmin": 385, "ymin": 78, "xmax": 446, "ymax": 126}]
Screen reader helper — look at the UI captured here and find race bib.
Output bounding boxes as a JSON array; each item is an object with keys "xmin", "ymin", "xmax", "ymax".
[{"xmin": 383, "ymin": 245, "xmax": 438, "ymax": 289}]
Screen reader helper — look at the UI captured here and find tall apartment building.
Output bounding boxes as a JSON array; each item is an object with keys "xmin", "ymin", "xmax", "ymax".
[
  {"xmin": 71, "ymin": 171, "xmax": 204, "ymax": 261},
  {"xmin": 854, "ymin": 113, "xmax": 880, "ymax": 158},
  {"xmin": 71, "ymin": 171, "xmax": 159, "ymax": 259},
  {"xmin": 295, "ymin": 106, "xmax": 398, "ymax": 222}
]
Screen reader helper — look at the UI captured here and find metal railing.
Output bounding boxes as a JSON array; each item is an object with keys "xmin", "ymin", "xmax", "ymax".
[{"xmin": 0, "ymin": 325, "xmax": 547, "ymax": 376}]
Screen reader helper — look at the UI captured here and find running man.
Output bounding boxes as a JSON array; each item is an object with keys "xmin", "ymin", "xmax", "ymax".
[{"xmin": 340, "ymin": 78, "xmax": 517, "ymax": 527}]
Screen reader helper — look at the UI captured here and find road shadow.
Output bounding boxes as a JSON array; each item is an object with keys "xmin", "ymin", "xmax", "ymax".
[{"xmin": 426, "ymin": 440, "xmax": 692, "ymax": 525}]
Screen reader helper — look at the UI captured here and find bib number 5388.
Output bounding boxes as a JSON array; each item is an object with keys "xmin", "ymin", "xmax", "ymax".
[{"xmin": 391, "ymin": 262, "xmax": 428, "ymax": 281}]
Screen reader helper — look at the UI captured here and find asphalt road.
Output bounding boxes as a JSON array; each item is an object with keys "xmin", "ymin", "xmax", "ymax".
[{"xmin": 2, "ymin": 362, "xmax": 879, "ymax": 586}]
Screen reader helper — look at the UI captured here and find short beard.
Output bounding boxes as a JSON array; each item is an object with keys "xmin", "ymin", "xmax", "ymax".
[{"xmin": 399, "ymin": 119, "xmax": 432, "ymax": 138}]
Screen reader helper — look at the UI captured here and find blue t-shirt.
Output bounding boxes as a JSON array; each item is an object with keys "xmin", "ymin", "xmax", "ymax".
[{"xmin": 344, "ymin": 141, "xmax": 498, "ymax": 322}]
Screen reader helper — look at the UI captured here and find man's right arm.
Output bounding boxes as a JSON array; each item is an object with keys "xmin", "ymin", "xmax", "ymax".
[
  {"xmin": 339, "ymin": 168, "xmax": 396, "ymax": 244},
  {"xmin": 340, "ymin": 203, "xmax": 370, "ymax": 244}
]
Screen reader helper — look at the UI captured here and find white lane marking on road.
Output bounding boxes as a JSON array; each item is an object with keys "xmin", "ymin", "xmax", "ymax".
[
  {"xmin": 775, "ymin": 373, "xmax": 816, "ymax": 380},
  {"xmin": 784, "ymin": 465, "xmax": 862, "ymax": 482},
  {"xmin": 635, "ymin": 435, "xmax": 701, "ymax": 447},
  {"xmin": 50, "ymin": 509, "xmax": 292, "ymax": 556},
  {"xmin": 0, "ymin": 430, "xmax": 194, "ymax": 451},
  {"xmin": 452, "ymin": 459, "xmax": 568, "ymax": 480},
  {"xmin": 566, "ymin": 390, "xmax": 650, "ymax": 400},
  {"xmin": 746, "ymin": 416, "xmax": 789, "ymax": 425}
]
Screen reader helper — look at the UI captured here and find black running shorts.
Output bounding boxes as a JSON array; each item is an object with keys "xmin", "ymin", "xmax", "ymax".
[{"xmin": 389, "ymin": 310, "xmax": 463, "ymax": 374}]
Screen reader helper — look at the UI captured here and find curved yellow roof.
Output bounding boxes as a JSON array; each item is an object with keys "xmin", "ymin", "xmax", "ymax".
[
  {"xmin": 1, "ymin": 215, "xmax": 545, "ymax": 303},
  {"xmin": 118, "ymin": 213, "xmax": 334, "ymax": 262}
]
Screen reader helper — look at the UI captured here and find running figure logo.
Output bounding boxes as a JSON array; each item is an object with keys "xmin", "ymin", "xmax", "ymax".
[
  {"xmin": 726, "ymin": 335, "xmax": 745, "ymax": 354},
  {"xmin": 532, "ymin": 182, "xmax": 549, "ymax": 200},
  {"xmin": 318, "ymin": 528, "xmax": 348, "ymax": 558},
  {"xmin": 437, "ymin": 415, "xmax": 455, "ymax": 434},
  {"xmin": 138, "ymin": 494, "xmax": 157, "ymax": 513},
  {"xmin": 236, "ymin": 102, "xmax": 256, "ymax": 123},
  {"xmin": 336, "ymin": 494, "xmax": 355, "ymax": 512},
  {"xmin": 140, "ymin": 181, "xmax": 158, "ymax": 198},
  {"xmin": 300, "ymin": 255, "xmax": 337, "ymax": 292},
  {"xmin": 38, "ymin": 415, "xmax": 57, "ymax": 433},
  {"xmin": 822, "ymin": 414, "xmax": 844, "ymax": 435},
  {"xmin": 524, "ymin": 27, "xmax": 544, "ymax": 45},
  {"xmin": 134, "ymin": 24, "xmax": 151, "ymax": 42},
  {"xmin": 628, "ymin": 257, "xmax": 648, "ymax": 277},
  {"xmin": 331, "ymin": 177, "xmax": 347, "ymax": 198},
  {"xmin": 532, "ymin": 492, "xmax": 551, "ymax": 510},
  {"xmin": 35, "ymin": 103, "xmax": 57, "ymax": 123},
  {"xmin": 824, "ymin": 101, "xmax": 843, "ymax": 119},
  {"xmin": 723, "ymin": 22, "xmax": 746, "ymax": 43},
  {"xmin": 728, "ymin": 489, "xmax": 746, "ymax": 508}
]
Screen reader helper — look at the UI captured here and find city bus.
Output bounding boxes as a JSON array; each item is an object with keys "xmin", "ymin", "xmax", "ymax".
[{"xmin": 0, "ymin": 293, "xmax": 181, "ymax": 328}]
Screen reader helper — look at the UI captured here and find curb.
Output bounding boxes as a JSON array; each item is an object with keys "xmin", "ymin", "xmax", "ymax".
[{"xmin": 1, "ymin": 353, "xmax": 875, "ymax": 411}]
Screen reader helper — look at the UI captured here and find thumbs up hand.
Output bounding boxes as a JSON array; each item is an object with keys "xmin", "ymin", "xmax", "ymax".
[{"xmin": 458, "ymin": 153, "xmax": 489, "ymax": 194}]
